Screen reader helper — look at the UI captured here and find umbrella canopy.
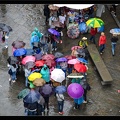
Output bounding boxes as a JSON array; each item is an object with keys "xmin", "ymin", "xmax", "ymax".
[
  {"xmin": 33, "ymin": 78, "xmax": 46, "ymax": 87},
  {"xmin": 55, "ymin": 85, "xmax": 67, "ymax": 94},
  {"xmin": 67, "ymin": 72, "xmax": 84, "ymax": 78},
  {"xmin": 51, "ymin": 68, "xmax": 65, "ymax": 83},
  {"xmin": 64, "ymin": 55, "xmax": 76, "ymax": 60},
  {"xmin": 74, "ymin": 63, "xmax": 87, "ymax": 73},
  {"xmin": 23, "ymin": 89, "xmax": 40, "ymax": 103},
  {"xmin": 86, "ymin": 17, "xmax": 104, "ymax": 28},
  {"xmin": 17, "ymin": 88, "xmax": 30, "ymax": 99},
  {"xmin": 71, "ymin": 46, "xmax": 82, "ymax": 51},
  {"xmin": 54, "ymin": 52, "xmax": 64, "ymax": 59},
  {"xmin": 7, "ymin": 56, "xmax": 19, "ymax": 64},
  {"xmin": 12, "ymin": 41, "xmax": 26, "ymax": 49},
  {"xmin": 42, "ymin": 54, "xmax": 55, "ymax": 60},
  {"xmin": 67, "ymin": 83, "xmax": 84, "ymax": 99},
  {"xmin": 0, "ymin": 24, "xmax": 12, "ymax": 33},
  {"xmin": 68, "ymin": 59, "xmax": 80, "ymax": 65},
  {"xmin": 28, "ymin": 72, "xmax": 42, "ymax": 81},
  {"xmin": 110, "ymin": 28, "xmax": 120, "ymax": 35},
  {"xmin": 55, "ymin": 57, "xmax": 68, "ymax": 62},
  {"xmin": 22, "ymin": 55, "xmax": 36, "ymax": 65},
  {"xmin": 40, "ymin": 84, "xmax": 53, "ymax": 96},
  {"xmin": 35, "ymin": 53, "xmax": 42, "ymax": 61},
  {"xmin": 26, "ymin": 49, "xmax": 35, "ymax": 56},
  {"xmin": 53, "ymin": 4, "xmax": 94, "ymax": 10},
  {"xmin": 25, "ymin": 61, "xmax": 35, "ymax": 69},
  {"xmin": 13, "ymin": 48, "xmax": 27, "ymax": 57},
  {"xmin": 48, "ymin": 28, "xmax": 60, "ymax": 36},
  {"xmin": 45, "ymin": 59, "xmax": 56, "ymax": 68},
  {"xmin": 77, "ymin": 57, "xmax": 88, "ymax": 64},
  {"xmin": 35, "ymin": 60, "xmax": 45, "ymax": 67}
]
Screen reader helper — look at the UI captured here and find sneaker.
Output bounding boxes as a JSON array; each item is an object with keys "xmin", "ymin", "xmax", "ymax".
[
  {"xmin": 9, "ymin": 78, "xmax": 11, "ymax": 81},
  {"xmin": 59, "ymin": 112, "xmax": 63, "ymax": 115},
  {"xmin": 83, "ymin": 101, "xmax": 87, "ymax": 103},
  {"xmin": 100, "ymin": 52, "xmax": 102, "ymax": 55},
  {"xmin": 5, "ymin": 45, "xmax": 8, "ymax": 48},
  {"xmin": 12, "ymin": 80, "xmax": 16, "ymax": 83},
  {"xmin": 55, "ymin": 48, "xmax": 57, "ymax": 51}
]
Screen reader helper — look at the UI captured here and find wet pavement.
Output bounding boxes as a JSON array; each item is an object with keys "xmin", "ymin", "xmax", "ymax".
[{"xmin": 0, "ymin": 4, "xmax": 120, "ymax": 116}]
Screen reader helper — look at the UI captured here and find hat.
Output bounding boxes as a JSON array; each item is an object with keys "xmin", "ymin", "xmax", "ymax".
[{"xmin": 82, "ymin": 37, "xmax": 87, "ymax": 40}]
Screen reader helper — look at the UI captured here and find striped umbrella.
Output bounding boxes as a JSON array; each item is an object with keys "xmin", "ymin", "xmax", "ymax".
[{"xmin": 86, "ymin": 18, "xmax": 104, "ymax": 28}]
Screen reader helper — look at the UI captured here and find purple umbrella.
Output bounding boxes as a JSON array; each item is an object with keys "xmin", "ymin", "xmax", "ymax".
[
  {"xmin": 67, "ymin": 83, "xmax": 84, "ymax": 99},
  {"xmin": 55, "ymin": 57, "xmax": 68, "ymax": 62},
  {"xmin": 48, "ymin": 28, "xmax": 60, "ymax": 36}
]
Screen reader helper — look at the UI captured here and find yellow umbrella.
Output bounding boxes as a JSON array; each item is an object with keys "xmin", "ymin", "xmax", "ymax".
[
  {"xmin": 86, "ymin": 18, "xmax": 104, "ymax": 28},
  {"xmin": 28, "ymin": 72, "xmax": 42, "ymax": 81}
]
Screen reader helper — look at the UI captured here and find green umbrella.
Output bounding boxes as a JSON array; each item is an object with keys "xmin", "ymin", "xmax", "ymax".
[{"xmin": 17, "ymin": 88, "xmax": 30, "ymax": 99}]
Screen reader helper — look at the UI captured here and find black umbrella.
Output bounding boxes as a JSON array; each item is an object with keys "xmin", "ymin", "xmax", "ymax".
[
  {"xmin": 54, "ymin": 52, "xmax": 64, "ymax": 59},
  {"xmin": 7, "ymin": 56, "xmax": 19, "ymax": 64},
  {"xmin": 0, "ymin": 25, "xmax": 12, "ymax": 33},
  {"xmin": 25, "ymin": 61, "xmax": 35, "ymax": 69}
]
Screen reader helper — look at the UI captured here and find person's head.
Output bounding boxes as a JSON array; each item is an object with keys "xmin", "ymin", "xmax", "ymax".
[
  {"xmin": 113, "ymin": 33, "xmax": 117, "ymax": 37},
  {"xmin": 101, "ymin": 32, "xmax": 105, "ymax": 36},
  {"xmin": 82, "ymin": 37, "xmax": 87, "ymax": 41}
]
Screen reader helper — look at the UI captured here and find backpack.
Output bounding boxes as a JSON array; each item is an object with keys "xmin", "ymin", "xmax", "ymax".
[{"xmin": 8, "ymin": 69, "xmax": 13, "ymax": 75}]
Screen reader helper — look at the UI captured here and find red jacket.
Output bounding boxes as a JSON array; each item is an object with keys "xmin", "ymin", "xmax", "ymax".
[
  {"xmin": 90, "ymin": 28, "xmax": 97, "ymax": 35},
  {"xmin": 99, "ymin": 35, "xmax": 107, "ymax": 46}
]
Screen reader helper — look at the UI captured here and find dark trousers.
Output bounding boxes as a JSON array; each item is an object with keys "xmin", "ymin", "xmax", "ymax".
[
  {"xmin": 83, "ymin": 89, "xmax": 87, "ymax": 101},
  {"xmin": 43, "ymin": 96, "xmax": 49, "ymax": 110},
  {"xmin": 74, "ymin": 103, "xmax": 80, "ymax": 109},
  {"xmin": 99, "ymin": 44, "xmax": 105, "ymax": 53},
  {"xmin": 57, "ymin": 101, "xmax": 64, "ymax": 112},
  {"xmin": 90, "ymin": 35, "xmax": 95, "ymax": 44}
]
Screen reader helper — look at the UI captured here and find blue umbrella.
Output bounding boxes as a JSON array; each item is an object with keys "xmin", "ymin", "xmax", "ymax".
[
  {"xmin": 13, "ymin": 48, "xmax": 27, "ymax": 57},
  {"xmin": 23, "ymin": 89, "xmax": 40, "ymax": 103},
  {"xmin": 26, "ymin": 49, "xmax": 35, "ymax": 55},
  {"xmin": 110, "ymin": 28, "xmax": 120, "ymax": 35},
  {"xmin": 55, "ymin": 57, "xmax": 68, "ymax": 62},
  {"xmin": 55, "ymin": 85, "xmax": 67, "ymax": 94},
  {"xmin": 48, "ymin": 28, "xmax": 60, "ymax": 36},
  {"xmin": 77, "ymin": 57, "xmax": 88, "ymax": 64}
]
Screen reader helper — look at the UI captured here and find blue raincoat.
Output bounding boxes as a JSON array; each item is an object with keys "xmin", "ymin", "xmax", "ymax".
[
  {"xmin": 40, "ymin": 64, "xmax": 50, "ymax": 82},
  {"xmin": 74, "ymin": 96, "xmax": 84, "ymax": 105},
  {"xmin": 30, "ymin": 35, "xmax": 40, "ymax": 48}
]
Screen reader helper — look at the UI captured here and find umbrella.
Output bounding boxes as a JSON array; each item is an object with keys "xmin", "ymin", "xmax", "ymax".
[
  {"xmin": 55, "ymin": 85, "xmax": 67, "ymax": 94},
  {"xmin": 55, "ymin": 57, "xmax": 68, "ymax": 62},
  {"xmin": 110, "ymin": 28, "xmax": 120, "ymax": 35},
  {"xmin": 7, "ymin": 56, "xmax": 19, "ymax": 64},
  {"xmin": 67, "ymin": 72, "xmax": 84, "ymax": 78},
  {"xmin": 17, "ymin": 88, "xmax": 30, "ymax": 99},
  {"xmin": 77, "ymin": 57, "xmax": 88, "ymax": 64},
  {"xmin": 35, "ymin": 53, "xmax": 42, "ymax": 61},
  {"xmin": 53, "ymin": 4, "xmax": 94, "ymax": 10},
  {"xmin": 28, "ymin": 72, "xmax": 42, "ymax": 81},
  {"xmin": 71, "ymin": 46, "xmax": 82, "ymax": 51},
  {"xmin": 33, "ymin": 78, "xmax": 46, "ymax": 87},
  {"xmin": 25, "ymin": 61, "xmax": 35, "ymax": 69},
  {"xmin": 64, "ymin": 55, "xmax": 76, "ymax": 60},
  {"xmin": 67, "ymin": 26, "xmax": 79, "ymax": 39},
  {"xmin": 48, "ymin": 28, "xmax": 60, "ymax": 36},
  {"xmin": 22, "ymin": 55, "xmax": 36, "ymax": 65},
  {"xmin": 54, "ymin": 52, "xmax": 64, "ymax": 58},
  {"xmin": 40, "ymin": 84, "xmax": 53, "ymax": 96},
  {"xmin": 13, "ymin": 48, "xmax": 27, "ymax": 57},
  {"xmin": 35, "ymin": 60, "xmax": 45, "ymax": 67},
  {"xmin": 0, "ymin": 24, "xmax": 12, "ymax": 33},
  {"xmin": 45, "ymin": 59, "xmax": 56, "ymax": 68},
  {"xmin": 86, "ymin": 17, "xmax": 104, "ymax": 28},
  {"xmin": 23, "ymin": 89, "xmax": 40, "ymax": 103},
  {"xmin": 42, "ymin": 54, "xmax": 55, "ymax": 60},
  {"xmin": 74, "ymin": 63, "xmax": 87, "ymax": 73},
  {"xmin": 67, "ymin": 83, "xmax": 84, "ymax": 99},
  {"xmin": 68, "ymin": 59, "xmax": 80, "ymax": 65},
  {"xmin": 0, "ymin": 23, "xmax": 5, "ymax": 29},
  {"xmin": 12, "ymin": 41, "xmax": 26, "ymax": 49},
  {"xmin": 51, "ymin": 68, "xmax": 65, "ymax": 83},
  {"xmin": 26, "ymin": 49, "xmax": 35, "ymax": 56}
]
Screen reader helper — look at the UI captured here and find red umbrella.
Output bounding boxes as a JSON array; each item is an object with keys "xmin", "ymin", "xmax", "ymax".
[
  {"xmin": 45, "ymin": 60, "xmax": 56, "ymax": 68},
  {"xmin": 22, "ymin": 55, "xmax": 35, "ymax": 65},
  {"xmin": 35, "ymin": 60, "xmax": 45, "ymax": 67},
  {"xmin": 42, "ymin": 54, "xmax": 55, "ymax": 60},
  {"xmin": 64, "ymin": 55, "xmax": 76, "ymax": 60},
  {"xmin": 74, "ymin": 63, "xmax": 87, "ymax": 73}
]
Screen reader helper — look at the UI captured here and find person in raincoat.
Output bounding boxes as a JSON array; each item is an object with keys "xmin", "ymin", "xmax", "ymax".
[
  {"xmin": 78, "ymin": 37, "xmax": 88, "ymax": 48},
  {"xmin": 40, "ymin": 64, "xmax": 50, "ymax": 84}
]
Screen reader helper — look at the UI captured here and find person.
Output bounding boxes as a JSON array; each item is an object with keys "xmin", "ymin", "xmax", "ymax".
[
  {"xmin": 78, "ymin": 37, "xmax": 88, "ymax": 48},
  {"xmin": 60, "ymin": 61, "xmax": 68, "ymax": 77},
  {"xmin": 89, "ymin": 27, "xmax": 97, "ymax": 44},
  {"xmin": 110, "ymin": 5, "xmax": 117, "ymax": 17},
  {"xmin": 49, "ymin": 13, "xmax": 57, "ymax": 28},
  {"xmin": 8, "ymin": 63, "xmax": 18, "ymax": 83},
  {"xmin": 56, "ymin": 93, "xmax": 64, "ymax": 115},
  {"xmin": 71, "ymin": 47, "xmax": 79, "ymax": 57},
  {"xmin": 88, "ymin": 6, "xmax": 94, "ymax": 18},
  {"xmin": 111, "ymin": 33, "xmax": 118, "ymax": 56},
  {"xmin": 80, "ymin": 78, "xmax": 91, "ymax": 103},
  {"xmin": 73, "ymin": 96, "xmax": 84, "ymax": 109},
  {"xmin": 24, "ymin": 68, "xmax": 31, "ymax": 87},
  {"xmin": 59, "ymin": 13, "xmax": 66, "ymax": 28},
  {"xmin": 98, "ymin": 32, "xmax": 107, "ymax": 54}
]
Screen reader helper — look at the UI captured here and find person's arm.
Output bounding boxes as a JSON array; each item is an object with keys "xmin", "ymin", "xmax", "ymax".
[{"xmin": 99, "ymin": 36, "xmax": 101, "ymax": 46}]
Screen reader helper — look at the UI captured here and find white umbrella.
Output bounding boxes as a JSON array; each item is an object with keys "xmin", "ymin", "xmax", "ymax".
[
  {"xmin": 53, "ymin": 4, "xmax": 94, "ymax": 10},
  {"xmin": 51, "ymin": 68, "xmax": 65, "ymax": 83}
]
